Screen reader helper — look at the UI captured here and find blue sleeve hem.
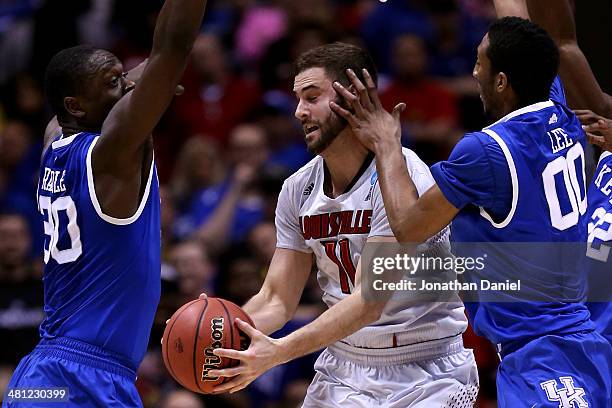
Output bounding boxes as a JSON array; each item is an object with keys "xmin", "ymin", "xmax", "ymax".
[{"xmin": 430, "ymin": 163, "xmax": 468, "ymax": 210}]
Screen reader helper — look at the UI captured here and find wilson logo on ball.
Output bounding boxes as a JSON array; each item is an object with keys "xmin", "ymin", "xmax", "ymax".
[{"xmin": 201, "ymin": 317, "xmax": 224, "ymax": 381}]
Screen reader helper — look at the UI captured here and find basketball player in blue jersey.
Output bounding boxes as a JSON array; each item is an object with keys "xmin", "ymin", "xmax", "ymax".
[
  {"xmin": 331, "ymin": 15, "xmax": 612, "ymax": 408},
  {"xmin": 3, "ymin": 1, "xmax": 209, "ymax": 407},
  {"xmin": 523, "ymin": 0, "xmax": 612, "ymax": 347}
]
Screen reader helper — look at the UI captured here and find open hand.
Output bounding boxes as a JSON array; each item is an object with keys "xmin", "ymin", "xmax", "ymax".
[{"xmin": 330, "ymin": 68, "xmax": 405, "ymax": 153}]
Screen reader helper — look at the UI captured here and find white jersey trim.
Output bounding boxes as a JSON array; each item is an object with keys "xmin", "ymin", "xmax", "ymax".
[
  {"xmin": 485, "ymin": 100, "xmax": 554, "ymax": 128},
  {"xmin": 479, "ymin": 129, "xmax": 519, "ymax": 229},
  {"xmin": 51, "ymin": 133, "xmax": 82, "ymax": 149},
  {"xmin": 600, "ymin": 151, "xmax": 611, "ymax": 164},
  {"xmin": 86, "ymin": 136, "xmax": 154, "ymax": 225}
]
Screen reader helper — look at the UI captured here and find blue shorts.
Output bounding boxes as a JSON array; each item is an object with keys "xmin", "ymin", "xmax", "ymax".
[
  {"xmin": 3, "ymin": 337, "xmax": 142, "ymax": 407},
  {"xmin": 496, "ymin": 330, "xmax": 612, "ymax": 407}
]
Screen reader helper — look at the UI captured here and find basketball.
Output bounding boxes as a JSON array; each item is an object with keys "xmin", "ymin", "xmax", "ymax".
[{"xmin": 161, "ymin": 297, "xmax": 254, "ymax": 394}]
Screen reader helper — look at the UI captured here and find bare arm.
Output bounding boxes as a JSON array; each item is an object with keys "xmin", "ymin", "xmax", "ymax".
[
  {"xmin": 492, "ymin": 0, "xmax": 529, "ymax": 19},
  {"xmin": 242, "ymin": 248, "xmax": 313, "ymax": 335},
  {"xmin": 210, "ymin": 237, "xmax": 398, "ymax": 393},
  {"xmin": 95, "ymin": 0, "xmax": 207, "ymax": 167},
  {"xmin": 374, "ymin": 143, "xmax": 459, "ymax": 243},
  {"xmin": 526, "ymin": 0, "xmax": 612, "ymax": 116},
  {"xmin": 274, "ymin": 236, "xmax": 395, "ymax": 362},
  {"xmin": 330, "ymin": 69, "xmax": 459, "ymax": 243}
]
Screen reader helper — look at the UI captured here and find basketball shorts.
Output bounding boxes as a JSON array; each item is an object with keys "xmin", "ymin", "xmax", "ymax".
[
  {"xmin": 302, "ymin": 335, "xmax": 479, "ymax": 407},
  {"xmin": 496, "ymin": 330, "xmax": 612, "ymax": 407},
  {"xmin": 3, "ymin": 337, "xmax": 142, "ymax": 407}
]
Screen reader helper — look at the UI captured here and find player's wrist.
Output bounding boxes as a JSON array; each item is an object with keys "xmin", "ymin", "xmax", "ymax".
[{"xmin": 372, "ymin": 137, "xmax": 402, "ymax": 156}]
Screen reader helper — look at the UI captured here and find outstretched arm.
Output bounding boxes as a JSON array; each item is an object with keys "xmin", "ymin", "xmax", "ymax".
[
  {"xmin": 492, "ymin": 0, "xmax": 529, "ymax": 19},
  {"xmin": 95, "ymin": 0, "xmax": 207, "ymax": 166},
  {"xmin": 210, "ymin": 236, "xmax": 395, "ymax": 394},
  {"xmin": 526, "ymin": 0, "xmax": 612, "ymax": 116}
]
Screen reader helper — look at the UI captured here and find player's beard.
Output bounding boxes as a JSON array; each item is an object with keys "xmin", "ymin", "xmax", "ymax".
[{"xmin": 305, "ymin": 97, "xmax": 348, "ymax": 155}]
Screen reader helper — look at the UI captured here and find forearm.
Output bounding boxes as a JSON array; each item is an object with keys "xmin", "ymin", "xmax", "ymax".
[
  {"xmin": 492, "ymin": 0, "xmax": 529, "ymax": 19},
  {"xmin": 242, "ymin": 291, "xmax": 293, "ymax": 336},
  {"xmin": 151, "ymin": 0, "xmax": 207, "ymax": 58},
  {"xmin": 374, "ymin": 141, "xmax": 426, "ymax": 243},
  {"xmin": 277, "ymin": 290, "xmax": 382, "ymax": 364},
  {"xmin": 526, "ymin": 0, "xmax": 575, "ymax": 44}
]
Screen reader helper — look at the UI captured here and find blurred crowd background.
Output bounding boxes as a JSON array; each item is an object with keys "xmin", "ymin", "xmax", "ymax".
[{"xmin": 0, "ymin": 0, "xmax": 610, "ymax": 407}]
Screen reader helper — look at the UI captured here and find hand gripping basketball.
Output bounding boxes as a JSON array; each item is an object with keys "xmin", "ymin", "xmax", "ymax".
[{"xmin": 161, "ymin": 294, "xmax": 255, "ymax": 394}]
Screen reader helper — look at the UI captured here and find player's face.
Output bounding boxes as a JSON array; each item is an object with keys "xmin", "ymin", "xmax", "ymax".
[
  {"xmin": 78, "ymin": 51, "xmax": 135, "ymax": 128},
  {"xmin": 473, "ymin": 34, "xmax": 500, "ymax": 120},
  {"xmin": 293, "ymin": 67, "xmax": 347, "ymax": 154}
]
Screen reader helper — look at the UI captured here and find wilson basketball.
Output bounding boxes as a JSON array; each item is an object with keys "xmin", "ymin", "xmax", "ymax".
[{"xmin": 161, "ymin": 297, "xmax": 253, "ymax": 394}]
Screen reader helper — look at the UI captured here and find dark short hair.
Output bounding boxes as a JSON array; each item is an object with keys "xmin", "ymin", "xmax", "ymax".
[
  {"xmin": 487, "ymin": 17, "xmax": 559, "ymax": 106},
  {"xmin": 44, "ymin": 45, "xmax": 101, "ymax": 118},
  {"xmin": 294, "ymin": 42, "xmax": 378, "ymax": 88}
]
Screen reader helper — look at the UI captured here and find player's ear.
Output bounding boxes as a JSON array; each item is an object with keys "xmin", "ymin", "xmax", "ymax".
[
  {"xmin": 64, "ymin": 97, "xmax": 86, "ymax": 118},
  {"xmin": 496, "ymin": 72, "xmax": 508, "ymax": 94}
]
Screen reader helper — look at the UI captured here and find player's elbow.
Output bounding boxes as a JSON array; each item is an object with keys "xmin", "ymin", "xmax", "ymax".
[
  {"xmin": 557, "ymin": 41, "xmax": 581, "ymax": 62},
  {"xmin": 390, "ymin": 216, "xmax": 427, "ymax": 244}
]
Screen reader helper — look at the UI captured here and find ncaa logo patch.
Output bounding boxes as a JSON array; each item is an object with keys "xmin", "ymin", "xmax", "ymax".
[{"xmin": 540, "ymin": 376, "xmax": 588, "ymax": 408}]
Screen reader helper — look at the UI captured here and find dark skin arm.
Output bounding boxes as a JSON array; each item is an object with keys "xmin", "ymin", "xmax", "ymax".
[
  {"xmin": 92, "ymin": 0, "xmax": 207, "ymax": 218},
  {"xmin": 526, "ymin": 0, "xmax": 612, "ymax": 116},
  {"xmin": 330, "ymin": 69, "xmax": 459, "ymax": 243}
]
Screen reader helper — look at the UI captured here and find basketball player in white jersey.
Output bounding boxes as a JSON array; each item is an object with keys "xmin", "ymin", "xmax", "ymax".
[{"xmin": 208, "ymin": 43, "xmax": 478, "ymax": 406}]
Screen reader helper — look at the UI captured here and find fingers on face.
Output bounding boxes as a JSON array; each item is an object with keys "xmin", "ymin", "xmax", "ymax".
[
  {"xmin": 346, "ymin": 68, "xmax": 372, "ymax": 110},
  {"xmin": 362, "ymin": 69, "xmax": 381, "ymax": 108},
  {"xmin": 330, "ymin": 101, "xmax": 358, "ymax": 127}
]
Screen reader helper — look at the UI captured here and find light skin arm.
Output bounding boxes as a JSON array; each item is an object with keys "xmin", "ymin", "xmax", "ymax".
[
  {"xmin": 330, "ymin": 69, "xmax": 459, "ymax": 243},
  {"xmin": 525, "ymin": 0, "xmax": 612, "ymax": 116},
  {"xmin": 241, "ymin": 247, "xmax": 313, "ymax": 336},
  {"xmin": 209, "ymin": 236, "xmax": 396, "ymax": 393}
]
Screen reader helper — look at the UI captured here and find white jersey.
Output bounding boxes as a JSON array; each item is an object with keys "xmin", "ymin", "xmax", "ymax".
[{"xmin": 276, "ymin": 148, "xmax": 467, "ymax": 350}]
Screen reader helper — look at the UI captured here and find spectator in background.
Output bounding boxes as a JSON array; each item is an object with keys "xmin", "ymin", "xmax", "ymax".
[
  {"xmin": 0, "ymin": 119, "xmax": 42, "ymax": 254},
  {"xmin": 235, "ymin": 0, "xmax": 288, "ymax": 66},
  {"xmin": 175, "ymin": 124, "xmax": 267, "ymax": 253},
  {"xmin": 360, "ymin": 0, "xmax": 434, "ymax": 73},
  {"xmin": 160, "ymin": 390, "xmax": 205, "ymax": 408},
  {"xmin": 30, "ymin": 0, "xmax": 91, "ymax": 82},
  {"xmin": 170, "ymin": 138, "xmax": 226, "ymax": 213},
  {"xmin": 1, "ymin": 73, "xmax": 46, "ymax": 135},
  {"xmin": 248, "ymin": 222, "xmax": 277, "ymax": 267},
  {"xmin": 0, "ymin": 213, "xmax": 43, "ymax": 366},
  {"xmin": 259, "ymin": 21, "xmax": 333, "ymax": 92},
  {"xmin": 170, "ymin": 33, "xmax": 262, "ymax": 145},
  {"xmin": 169, "ymin": 241, "xmax": 216, "ymax": 303},
  {"xmin": 380, "ymin": 32, "xmax": 461, "ymax": 163},
  {"xmin": 217, "ymin": 247, "xmax": 262, "ymax": 306},
  {"xmin": 255, "ymin": 91, "xmax": 312, "ymax": 174}
]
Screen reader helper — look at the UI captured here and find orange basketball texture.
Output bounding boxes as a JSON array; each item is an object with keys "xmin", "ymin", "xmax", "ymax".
[{"xmin": 161, "ymin": 297, "xmax": 254, "ymax": 394}]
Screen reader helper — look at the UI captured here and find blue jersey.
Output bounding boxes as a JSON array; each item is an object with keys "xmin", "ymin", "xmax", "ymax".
[
  {"xmin": 37, "ymin": 132, "xmax": 161, "ymax": 370},
  {"xmin": 585, "ymin": 151, "xmax": 612, "ymax": 343},
  {"xmin": 431, "ymin": 78, "xmax": 593, "ymax": 345}
]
